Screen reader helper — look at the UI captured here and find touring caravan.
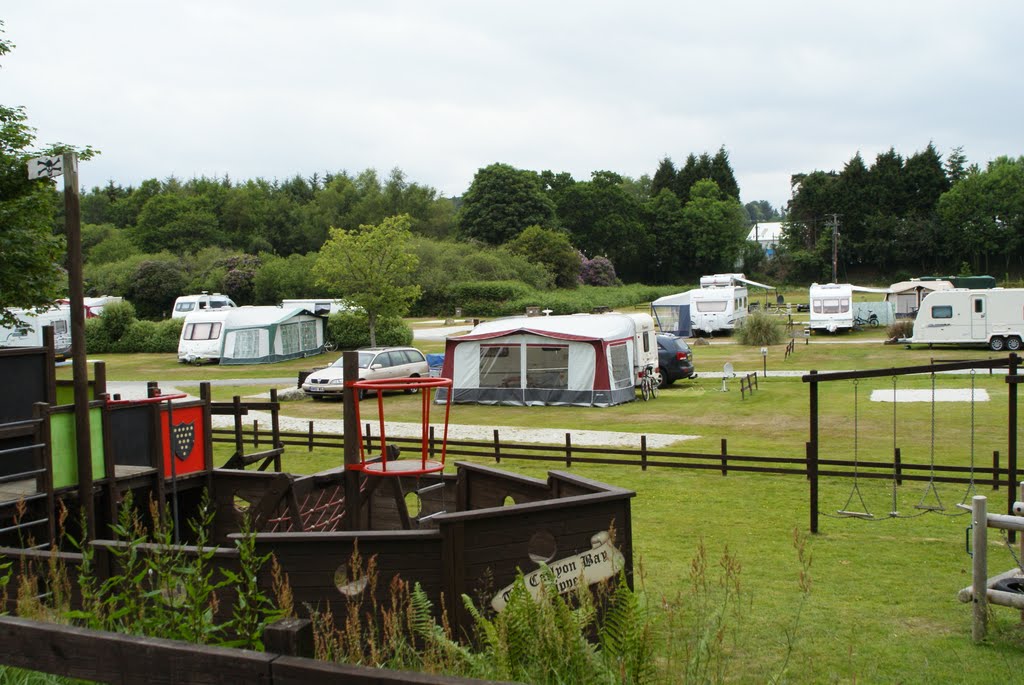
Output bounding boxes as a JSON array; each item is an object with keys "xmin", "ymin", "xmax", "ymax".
[
  {"xmin": 0, "ymin": 305, "xmax": 73, "ymax": 357},
  {"xmin": 280, "ymin": 298, "xmax": 352, "ymax": 315},
  {"xmin": 686, "ymin": 273, "xmax": 776, "ymax": 335},
  {"xmin": 172, "ymin": 292, "xmax": 237, "ymax": 319},
  {"xmin": 809, "ymin": 283, "xmax": 893, "ymax": 332},
  {"xmin": 904, "ymin": 288, "xmax": 1024, "ymax": 351},
  {"xmin": 438, "ymin": 312, "xmax": 658, "ymax": 407},
  {"xmin": 178, "ymin": 306, "xmax": 326, "ymax": 364}
]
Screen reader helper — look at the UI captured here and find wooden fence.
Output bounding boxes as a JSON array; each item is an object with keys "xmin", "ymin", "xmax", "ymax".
[
  {"xmin": 0, "ymin": 615, "xmax": 505, "ymax": 685},
  {"xmin": 739, "ymin": 372, "xmax": 758, "ymax": 399}
]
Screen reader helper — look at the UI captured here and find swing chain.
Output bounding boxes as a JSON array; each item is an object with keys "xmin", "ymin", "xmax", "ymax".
[{"xmin": 999, "ymin": 529, "xmax": 1024, "ymax": 572}]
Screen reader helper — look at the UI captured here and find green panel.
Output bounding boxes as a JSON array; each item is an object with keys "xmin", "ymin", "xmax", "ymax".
[
  {"xmin": 50, "ymin": 408, "xmax": 106, "ymax": 489},
  {"xmin": 55, "ymin": 382, "xmax": 97, "ymax": 406}
]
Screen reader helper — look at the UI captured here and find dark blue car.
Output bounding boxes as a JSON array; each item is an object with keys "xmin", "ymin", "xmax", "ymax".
[{"xmin": 657, "ymin": 334, "xmax": 695, "ymax": 386}]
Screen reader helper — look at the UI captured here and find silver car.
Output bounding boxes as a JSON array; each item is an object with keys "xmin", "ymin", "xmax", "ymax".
[{"xmin": 302, "ymin": 347, "xmax": 430, "ymax": 400}]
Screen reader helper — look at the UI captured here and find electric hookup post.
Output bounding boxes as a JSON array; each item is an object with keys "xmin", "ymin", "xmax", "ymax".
[{"xmin": 761, "ymin": 347, "xmax": 768, "ymax": 377}]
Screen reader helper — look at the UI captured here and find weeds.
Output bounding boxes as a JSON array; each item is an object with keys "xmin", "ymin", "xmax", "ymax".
[{"xmin": 736, "ymin": 310, "xmax": 786, "ymax": 346}]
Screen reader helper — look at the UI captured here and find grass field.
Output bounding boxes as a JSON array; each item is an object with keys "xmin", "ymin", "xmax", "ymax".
[{"xmin": 60, "ymin": 332, "xmax": 1024, "ymax": 682}]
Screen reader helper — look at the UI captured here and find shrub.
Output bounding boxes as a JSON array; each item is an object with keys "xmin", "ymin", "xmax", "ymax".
[
  {"xmin": 579, "ymin": 255, "xmax": 619, "ymax": 286},
  {"xmin": 327, "ymin": 311, "xmax": 413, "ymax": 350},
  {"xmin": 887, "ymin": 319, "xmax": 914, "ymax": 340},
  {"xmin": 84, "ymin": 306, "xmax": 183, "ymax": 353},
  {"xmin": 735, "ymin": 310, "xmax": 785, "ymax": 346},
  {"xmin": 99, "ymin": 300, "xmax": 137, "ymax": 340}
]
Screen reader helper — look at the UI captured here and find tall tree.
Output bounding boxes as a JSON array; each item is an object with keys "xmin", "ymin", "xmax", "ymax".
[
  {"xmin": 710, "ymin": 146, "xmax": 740, "ymax": 200},
  {"xmin": 681, "ymin": 180, "xmax": 748, "ymax": 275},
  {"xmin": 314, "ymin": 214, "xmax": 421, "ymax": 346},
  {"xmin": 650, "ymin": 157, "xmax": 677, "ymax": 198},
  {"xmin": 457, "ymin": 163, "xmax": 555, "ymax": 244},
  {"xmin": 505, "ymin": 225, "xmax": 581, "ymax": 288},
  {"xmin": 0, "ymin": 21, "xmax": 95, "ymax": 327}
]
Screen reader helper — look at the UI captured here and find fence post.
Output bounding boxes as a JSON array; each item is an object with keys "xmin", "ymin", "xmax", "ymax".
[
  {"xmin": 232, "ymin": 396, "xmax": 243, "ymax": 456},
  {"xmin": 364, "ymin": 422, "xmax": 373, "ymax": 455},
  {"xmin": 641, "ymin": 435, "xmax": 648, "ymax": 471},
  {"xmin": 992, "ymin": 450, "xmax": 1000, "ymax": 491},
  {"xmin": 565, "ymin": 433, "xmax": 572, "ymax": 468},
  {"xmin": 429, "ymin": 425, "xmax": 435, "ymax": 460},
  {"xmin": 1008, "ymin": 353, "xmax": 1018, "ymax": 543},
  {"xmin": 894, "ymin": 447, "xmax": 902, "ymax": 486},
  {"xmin": 270, "ymin": 388, "xmax": 281, "ymax": 451},
  {"xmin": 971, "ymin": 495, "xmax": 988, "ymax": 643},
  {"xmin": 493, "ymin": 429, "xmax": 501, "ymax": 464},
  {"xmin": 308, "ymin": 420, "xmax": 314, "ymax": 452},
  {"xmin": 253, "ymin": 420, "xmax": 259, "ymax": 448},
  {"xmin": 809, "ymin": 369, "xmax": 819, "ymax": 534},
  {"xmin": 720, "ymin": 438, "xmax": 728, "ymax": 476},
  {"xmin": 264, "ymin": 617, "xmax": 315, "ymax": 658}
]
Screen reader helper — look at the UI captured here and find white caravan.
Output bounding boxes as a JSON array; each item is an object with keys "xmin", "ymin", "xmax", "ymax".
[
  {"xmin": 688, "ymin": 273, "xmax": 776, "ymax": 335},
  {"xmin": 905, "ymin": 288, "xmax": 1024, "ymax": 351},
  {"xmin": 171, "ymin": 292, "xmax": 237, "ymax": 319},
  {"xmin": 809, "ymin": 283, "xmax": 892, "ymax": 332},
  {"xmin": 280, "ymin": 298, "xmax": 352, "ymax": 315},
  {"xmin": 0, "ymin": 305, "xmax": 73, "ymax": 357},
  {"xmin": 178, "ymin": 306, "xmax": 325, "ymax": 364}
]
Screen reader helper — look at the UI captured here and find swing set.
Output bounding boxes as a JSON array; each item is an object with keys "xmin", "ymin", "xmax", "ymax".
[{"xmin": 804, "ymin": 355, "xmax": 1021, "ymax": 533}]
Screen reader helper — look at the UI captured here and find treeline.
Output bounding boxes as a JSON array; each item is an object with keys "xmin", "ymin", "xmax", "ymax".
[
  {"xmin": 62, "ymin": 149, "xmax": 770, "ymax": 319},
  {"xmin": 781, "ymin": 145, "xmax": 1024, "ymax": 282}
]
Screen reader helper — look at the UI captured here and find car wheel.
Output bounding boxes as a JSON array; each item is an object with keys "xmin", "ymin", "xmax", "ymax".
[
  {"xmin": 405, "ymin": 374, "xmax": 421, "ymax": 394},
  {"xmin": 659, "ymin": 375, "xmax": 674, "ymax": 388},
  {"xmin": 1007, "ymin": 336, "xmax": 1022, "ymax": 352},
  {"xmin": 311, "ymin": 395, "xmax": 323, "ymax": 402},
  {"xmin": 990, "ymin": 336, "xmax": 1006, "ymax": 352}
]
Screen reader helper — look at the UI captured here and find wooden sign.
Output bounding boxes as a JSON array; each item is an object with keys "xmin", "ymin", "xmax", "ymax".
[
  {"xmin": 27, "ymin": 155, "xmax": 64, "ymax": 180},
  {"xmin": 491, "ymin": 530, "xmax": 625, "ymax": 611}
]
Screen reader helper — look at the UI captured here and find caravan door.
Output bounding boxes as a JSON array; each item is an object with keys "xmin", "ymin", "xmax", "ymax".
[{"xmin": 970, "ymin": 294, "xmax": 987, "ymax": 341}]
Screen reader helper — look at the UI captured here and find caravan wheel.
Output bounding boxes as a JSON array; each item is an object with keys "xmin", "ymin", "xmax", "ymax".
[
  {"xmin": 1007, "ymin": 336, "xmax": 1022, "ymax": 351},
  {"xmin": 990, "ymin": 337, "xmax": 1006, "ymax": 352}
]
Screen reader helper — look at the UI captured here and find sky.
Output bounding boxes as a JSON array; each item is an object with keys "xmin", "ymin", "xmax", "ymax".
[{"xmin": 3, "ymin": 2, "xmax": 1022, "ymax": 212}]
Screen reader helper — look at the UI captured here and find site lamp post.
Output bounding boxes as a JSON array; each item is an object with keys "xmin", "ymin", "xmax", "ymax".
[{"xmin": 761, "ymin": 346, "xmax": 768, "ymax": 377}]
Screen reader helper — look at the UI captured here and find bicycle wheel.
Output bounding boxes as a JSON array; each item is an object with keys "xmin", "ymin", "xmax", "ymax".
[
  {"xmin": 641, "ymin": 378, "xmax": 651, "ymax": 401},
  {"xmin": 323, "ymin": 340, "xmax": 337, "ymax": 352},
  {"xmin": 650, "ymin": 378, "xmax": 658, "ymax": 399}
]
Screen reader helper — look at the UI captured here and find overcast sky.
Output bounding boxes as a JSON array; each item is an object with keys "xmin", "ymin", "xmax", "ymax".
[{"xmin": 4, "ymin": 2, "xmax": 1022, "ymax": 211}]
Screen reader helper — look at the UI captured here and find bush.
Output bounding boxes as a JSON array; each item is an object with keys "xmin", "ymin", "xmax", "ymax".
[
  {"xmin": 327, "ymin": 311, "xmax": 413, "ymax": 349},
  {"xmin": 84, "ymin": 307, "xmax": 183, "ymax": 353},
  {"xmin": 887, "ymin": 319, "xmax": 914, "ymax": 340},
  {"xmin": 735, "ymin": 311, "xmax": 785, "ymax": 346}
]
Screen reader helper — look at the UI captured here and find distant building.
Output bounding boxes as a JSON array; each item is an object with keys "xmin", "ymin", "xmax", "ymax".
[{"xmin": 747, "ymin": 221, "xmax": 784, "ymax": 257}]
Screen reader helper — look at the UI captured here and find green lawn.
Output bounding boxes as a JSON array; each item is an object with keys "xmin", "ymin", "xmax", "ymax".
[{"xmin": 79, "ymin": 338, "xmax": 1024, "ymax": 682}]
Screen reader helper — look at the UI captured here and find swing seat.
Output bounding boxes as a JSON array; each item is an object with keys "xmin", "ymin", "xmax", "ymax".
[{"xmin": 837, "ymin": 510, "xmax": 874, "ymax": 519}]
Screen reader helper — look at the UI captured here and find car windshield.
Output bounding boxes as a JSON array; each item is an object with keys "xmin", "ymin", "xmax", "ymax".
[{"xmin": 330, "ymin": 351, "xmax": 378, "ymax": 369}]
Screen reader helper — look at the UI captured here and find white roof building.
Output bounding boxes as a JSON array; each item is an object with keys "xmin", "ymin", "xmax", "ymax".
[{"xmin": 747, "ymin": 222, "xmax": 785, "ymax": 257}]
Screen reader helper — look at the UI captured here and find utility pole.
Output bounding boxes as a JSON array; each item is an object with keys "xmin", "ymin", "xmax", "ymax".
[{"xmin": 826, "ymin": 214, "xmax": 840, "ymax": 283}]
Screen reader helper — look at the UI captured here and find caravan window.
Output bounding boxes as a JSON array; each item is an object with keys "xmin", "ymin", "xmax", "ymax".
[
  {"xmin": 932, "ymin": 305, "xmax": 953, "ymax": 319},
  {"xmin": 480, "ymin": 345, "xmax": 521, "ymax": 388},
  {"xmin": 609, "ymin": 343, "xmax": 632, "ymax": 390},
  {"xmin": 53, "ymin": 320, "xmax": 68, "ymax": 335},
  {"xmin": 183, "ymin": 322, "xmax": 222, "ymax": 340},
  {"xmin": 526, "ymin": 345, "xmax": 568, "ymax": 389},
  {"xmin": 175, "ymin": 302, "xmax": 195, "ymax": 313},
  {"xmin": 300, "ymin": 320, "xmax": 318, "ymax": 349},
  {"xmin": 695, "ymin": 300, "xmax": 727, "ymax": 313},
  {"xmin": 234, "ymin": 329, "xmax": 259, "ymax": 358},
  {"xmin": 813, "ymin": 298, "xmax": 850, "ymax": 314},
  {"xmin": 280, "ymin": 323, "xmax": 300, "ymax": 355}
]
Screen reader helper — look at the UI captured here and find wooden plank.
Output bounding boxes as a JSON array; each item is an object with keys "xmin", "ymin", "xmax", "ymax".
[
  {"xmin": 271, "ymin": 655, "xmax": 510, "ymax": 684},
  {"xmin": 0, "ymin": 616, "xmax": 274, "ymax": 684}
]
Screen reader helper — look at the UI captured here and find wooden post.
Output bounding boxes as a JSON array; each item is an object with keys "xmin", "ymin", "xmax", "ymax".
[
  {"xmin": 993, "ymin": 451, "xmax": 1000, "ymax": 491},
  {"xmin": 720, "ymin": 438, "xmax": 728, "ymax": 476},
  {"xmin": 343, "ymin": 351, "xmax": 361, "ymax": 530},
  {"xmin": 308, "ymin": 420, "xmax": 314, "ymax": 452},
  {"xmin": 565, "ymin": 432, "xmax": 572, "ymax": 468},
  {"xmin": 894, "ymin": 447, "xmax": 902, "ymax": 486},
  {"xmin": 493, "ymin": 429, "xmax": 501, "ymax": 464},
  {"xmin": 263, "ymin": 618, "xmax": 314, "ymax": 658},
  {"xmin": 92, "ymin": 361, "xmax": 106, "ymax": 400},
  {"xmin": 1009, "ymin": 354, "xmax": 1018, "ymax": 543},
  {"xmin": 809, "ymin": 370, "xmax": 819, "ymax": 534},
  {"xmin": 64, "ymin": 151, "xmax": 95, "ymax": 540},
  {"xmin": 640, "ymin": 435, "xmax": 647, "ymax": 472},
  {"xmin": 971, "ymin": 495, "xmax": 988, "ymax": 643},
  {"xmin": 253, "ymin": 420, "xmax": 260, "ymax": 448},
  {"xmin": 232, "ymin": 396, "xmax": 244, "ymax": 457}
]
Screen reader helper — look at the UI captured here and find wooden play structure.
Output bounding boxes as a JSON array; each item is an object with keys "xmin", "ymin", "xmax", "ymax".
[
  {"xmin": 0, "ymin": 334, "xmax": 635, "ymax": 635},
  {"xmin": 957, "ymin": 486, "xmax": 1024, "ymax": 642}
]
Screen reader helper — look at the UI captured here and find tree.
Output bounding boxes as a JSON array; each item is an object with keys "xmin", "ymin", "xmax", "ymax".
[
  {"xmin": 650, "ymin": 157, "xmax": 677, "ymax": 198},
  {"xmin": 457, "ymin": 163, "xmax": 556, "ymax": 245},
  {"xmin": 0, "ymin": 21, "xmax": 95, "ymax": 327},
  {"xmin": 125, "ymin": 258, "xmax": 187, "ymax": 319},
  {"xmin": 505, "ymin": 225, "xmax": 581, "ymax": 288},
  {"xmin": 314, "ymin": 214, "xmax": 421, "ymax": 346},
  {"xmin": 681, "ymin": 180, "xmax": 748, "ymax": 275},
  {"xmin": 132, "ymin": 193, "xmax": 224, "ymax": 254}
]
